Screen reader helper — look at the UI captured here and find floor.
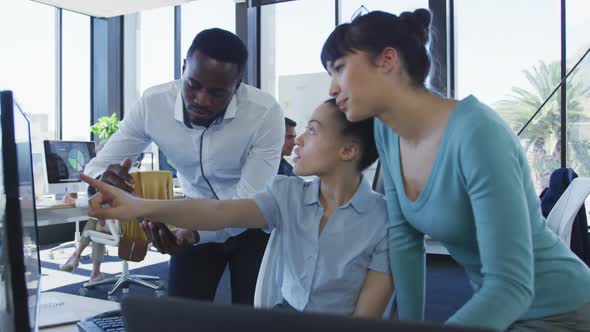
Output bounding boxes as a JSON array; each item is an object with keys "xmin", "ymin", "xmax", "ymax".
[{"xmin": 40, "ymin": 244, "xmax": 473, "ymax": 323}]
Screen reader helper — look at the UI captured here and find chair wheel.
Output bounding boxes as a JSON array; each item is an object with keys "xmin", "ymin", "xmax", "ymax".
[
  {"xmin": 153, "ymin": 280, "xmax": 164, "ymax": 288},
  {"xmin": 107, "ymin": 295, "xmax": 119, "ymax": 302},
  {"xmin": 155, "ymin": 289, "xmax": 166, "ymax": 298},
  {"xmin": 48, "ymin": 252, "xmax": 55, "ymax": 260},
  {"xmin": 78, "ymin": 287, "xmax": 89, "ymax": 296}
]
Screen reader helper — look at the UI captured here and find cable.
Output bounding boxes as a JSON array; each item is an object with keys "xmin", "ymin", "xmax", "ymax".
[{"xmin": 199, "ymin": 125, "xmax": 219, "ymax": 200}]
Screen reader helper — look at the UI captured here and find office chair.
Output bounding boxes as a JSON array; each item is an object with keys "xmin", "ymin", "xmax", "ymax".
[
  {"xmin": 79, "ymin": 171, "xmax": 174, "ymax": 300},
  {"xmin": 546, "ymin": 177, "xmax": 590, "ymax": 247}
]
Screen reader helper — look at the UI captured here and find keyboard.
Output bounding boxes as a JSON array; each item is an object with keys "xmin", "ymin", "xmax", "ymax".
[{"xmin": 77, "ymin": 312, "xmax": 125, "ymax": 332}]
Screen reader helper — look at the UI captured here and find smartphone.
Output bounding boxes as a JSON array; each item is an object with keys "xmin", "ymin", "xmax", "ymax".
[{"xmin": 155, "ymin": 222, "xmax": 176, "ymax": 241}]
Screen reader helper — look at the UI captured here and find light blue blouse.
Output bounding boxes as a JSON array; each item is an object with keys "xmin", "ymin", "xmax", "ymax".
[{"xmin": 253, "ymin": 175, "xmax": 390, "ymax": 315}]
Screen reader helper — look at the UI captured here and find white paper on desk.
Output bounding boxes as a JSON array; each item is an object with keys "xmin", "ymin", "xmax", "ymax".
[{"xmin": 38, "ymin": 294, "xmax": 79, "ymax": 328}]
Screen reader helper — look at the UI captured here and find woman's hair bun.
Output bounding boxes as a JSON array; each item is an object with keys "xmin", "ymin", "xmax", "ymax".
[{"xmin": 399, "ymin": 8, "xmax": 431, "ymax": 46}]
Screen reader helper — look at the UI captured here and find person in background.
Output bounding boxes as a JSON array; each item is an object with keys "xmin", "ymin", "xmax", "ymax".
[
  {"xmin": 321, "ymin": 8, "xmax": 590, "ymax": 331},
  {"xmin": 279, "ymin": 117, "xmax": 297, "ymax": 177},
  {"xmin": 59, "ymin": 193, "xmax": 106, "ymax": 282}
]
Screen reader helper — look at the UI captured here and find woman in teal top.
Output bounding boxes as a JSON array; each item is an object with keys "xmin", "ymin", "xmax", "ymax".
[{"xmin": 320, "ymin": 8, "xmax": 590, "ymax": 332}]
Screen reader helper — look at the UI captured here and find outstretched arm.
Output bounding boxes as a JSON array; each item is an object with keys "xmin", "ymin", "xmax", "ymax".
[{"xmin": 81, "ymin": 174, "xmax": 267, "ymax": 231}]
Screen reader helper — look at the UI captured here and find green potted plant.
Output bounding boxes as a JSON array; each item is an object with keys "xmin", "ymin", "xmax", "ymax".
[{"xmin": 90, "ymin": 113, "xmax": 120, "ymax": 151}]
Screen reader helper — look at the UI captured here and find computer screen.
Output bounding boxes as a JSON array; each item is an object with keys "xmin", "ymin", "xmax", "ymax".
[
  {"xmin": 43, "ymin": 140, "xmax": 95, "ymax": 197},
  {"xmin": 44, "ymin": 140, "xmax": 96, "ymax": 184},
  {"xmin": 0, "ymin": 90, "xmax": 41, "ymax": 332}
]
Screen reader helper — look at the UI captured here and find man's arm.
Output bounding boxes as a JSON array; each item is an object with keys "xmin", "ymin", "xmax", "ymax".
[
  {"xmin": 84, "ymin": 98, "xmax": 152, "ymax": 178},
  {"xmin": 353, "ymin": 270, "xmax": 394, "ymax": 318},
  {"xmin": 235, "ymin": 102, "xmax": 285, "ymax": 198}
]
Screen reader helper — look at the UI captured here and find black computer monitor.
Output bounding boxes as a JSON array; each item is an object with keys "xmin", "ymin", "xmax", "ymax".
[
  {"xmin": 43, "ymin": 140, "xmax": 96, "ymax": 196},
  {"xmin": 0, "ymin": 90, "xmax": 41, "ymax": 332},
  {"xmin": 122, "ymin": 295, "xmax": 491, "ymax": 332}
]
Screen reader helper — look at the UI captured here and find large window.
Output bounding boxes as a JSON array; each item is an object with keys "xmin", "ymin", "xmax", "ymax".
[
  {"xmin": 260, "ymin": 0, "xmax": 335, "ymax": 180},
  {"xmin": 339, "ymin": 0, "xmax": 429, "ymax": 23},
  {"xmin": 0, "ymin": 0, "xmax": 57, "ymax": 150},
  {"xmin": 455, "ymin": 0, "xmax": 561, "ymax": 192},
  {"xmin": 180, "ymin": 0, "xmax": 236, "ymax": 62},
  {"xmin": 62, "ymin": 11, "xmax": 91, "ymax": 142},
  {"xmin": 566, "ymin": 0, "xmax": 590, "ymax": 179},
  {"xmin": 260, "ymin": 0, "xmax": 335, "ymax": 145},
  {"xmin": 0, "ymin": 0, "xmax": 57, "ymax": 196},
  {"xmin": 138, "ymin": 7, "xmax": 175, "ymax": 94}
]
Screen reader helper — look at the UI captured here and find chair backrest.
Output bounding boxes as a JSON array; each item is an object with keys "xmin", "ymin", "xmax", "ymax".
[
  {"xmin": 121, "ymin": 171, "xmax": 174, "ymax": 241},
  {"xmin": 253, "ymin": 229, "xmax": 283, "ymax": 308},
  {"xmin": 372, "ymin": 161, "xmax": 384, "ymax": 194},
  {"xmin": 546, "ymin": 177, "xmax": 590, "ymax": 246},
  {"xmin": 85, "ymin": 218, "xmax": 121, "ymax": 247}
]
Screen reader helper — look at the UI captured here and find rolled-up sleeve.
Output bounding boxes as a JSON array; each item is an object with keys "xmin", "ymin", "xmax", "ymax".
[
  {"xmin": 368, "ymin": 233, "xmax": 390, "ymax": 273},
  {"xmin": 252, "ymin": 176, "xmax": 291, "ymax": 232}
]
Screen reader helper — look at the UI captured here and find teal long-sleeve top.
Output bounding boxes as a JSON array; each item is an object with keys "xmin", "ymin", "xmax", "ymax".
[{"xmin": 374, "ymin": 95, "xmax": 590, "ymax": 331}]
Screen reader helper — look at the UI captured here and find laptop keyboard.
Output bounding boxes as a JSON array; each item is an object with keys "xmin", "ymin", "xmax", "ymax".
[{"xmin": 77, "ymin": 315, "xmax": 125, "ymax": 332}]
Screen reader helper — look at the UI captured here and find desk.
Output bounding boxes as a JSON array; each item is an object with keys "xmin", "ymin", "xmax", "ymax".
[
  {"xmin": 39, "ymin": 292, "xmax": 119, "ymax": 332},
  {"xmin": 36, "ymin": 205, "xmax": 89, "ymax": 227},
  {"xmin": 36, "ymin": 204, "xmax": 90, "ymax": 258}
]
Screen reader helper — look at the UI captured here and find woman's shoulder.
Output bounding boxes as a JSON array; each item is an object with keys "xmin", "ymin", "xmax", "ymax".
[
  {"xmin": 453, "ymin": 95, "xmax": 513, "ymax": 134},
  {"xmin": 360, "ymin": 188, "xmax": 389, "ymax": 224},
  {"xmin": 450, "ymin": 95, "xmax": 520, "ymax": 147}
]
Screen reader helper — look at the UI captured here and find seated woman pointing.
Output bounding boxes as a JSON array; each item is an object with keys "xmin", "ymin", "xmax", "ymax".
[{"xmin": 81, "ymin": 99, "xmax": 393, "ymax": 318}]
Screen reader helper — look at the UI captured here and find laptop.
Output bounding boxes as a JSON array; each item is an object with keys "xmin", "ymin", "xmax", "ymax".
[{"xmin": 121, "ymin": 295, "xmax": 491, "ymax": 332}]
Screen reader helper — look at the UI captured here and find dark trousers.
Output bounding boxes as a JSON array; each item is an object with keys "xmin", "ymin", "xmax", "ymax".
[{"xmin": 167, "ymin": 229, "xmax": 270, "ymax": 305}]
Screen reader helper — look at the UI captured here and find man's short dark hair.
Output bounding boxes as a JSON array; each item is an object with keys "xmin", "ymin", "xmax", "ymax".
[
  {"xmin": 285, "ymin": 117, "xmax": 297, "ymax": 128},
  {"xmin": 186, "ymin": 28, "xmax": 248, "ymax": 76}
]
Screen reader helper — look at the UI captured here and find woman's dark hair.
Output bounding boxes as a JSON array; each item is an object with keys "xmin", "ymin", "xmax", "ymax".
[
  {"xmin": 324, "ymin": 99, "xmax": 378, "ymax": 171},
  {"xmin": 187, "ymin": 28, "xmax": 248, "ymax": 76},
  {"xmin": 321, "ymin": 9, "xmax": 432, "ymax": 87}
]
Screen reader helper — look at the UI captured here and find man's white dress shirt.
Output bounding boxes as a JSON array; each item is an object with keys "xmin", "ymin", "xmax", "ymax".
[{"xmin": 84, "ymin": 80, "xmax": 285, "ymax": 242}]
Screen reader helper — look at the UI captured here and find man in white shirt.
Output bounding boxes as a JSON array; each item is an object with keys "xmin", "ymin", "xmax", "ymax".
[{"xmin": 84, "ymin": 28, "xmax": 284, "ymax": 304}]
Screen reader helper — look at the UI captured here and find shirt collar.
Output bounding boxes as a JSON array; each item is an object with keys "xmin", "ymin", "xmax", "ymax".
[
  {"xmin": 303, "ymin": 176, "xmax": 373, "ymax": 214},
  {"xmin": 174, "ymin": 81, "xmax": 240, "ymax": 126}
]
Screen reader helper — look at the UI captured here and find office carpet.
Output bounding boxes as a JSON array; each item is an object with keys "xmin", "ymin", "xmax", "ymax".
[{"xmin": 42, "ymin": 250, "xmax": 472, "ymax": 323}]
